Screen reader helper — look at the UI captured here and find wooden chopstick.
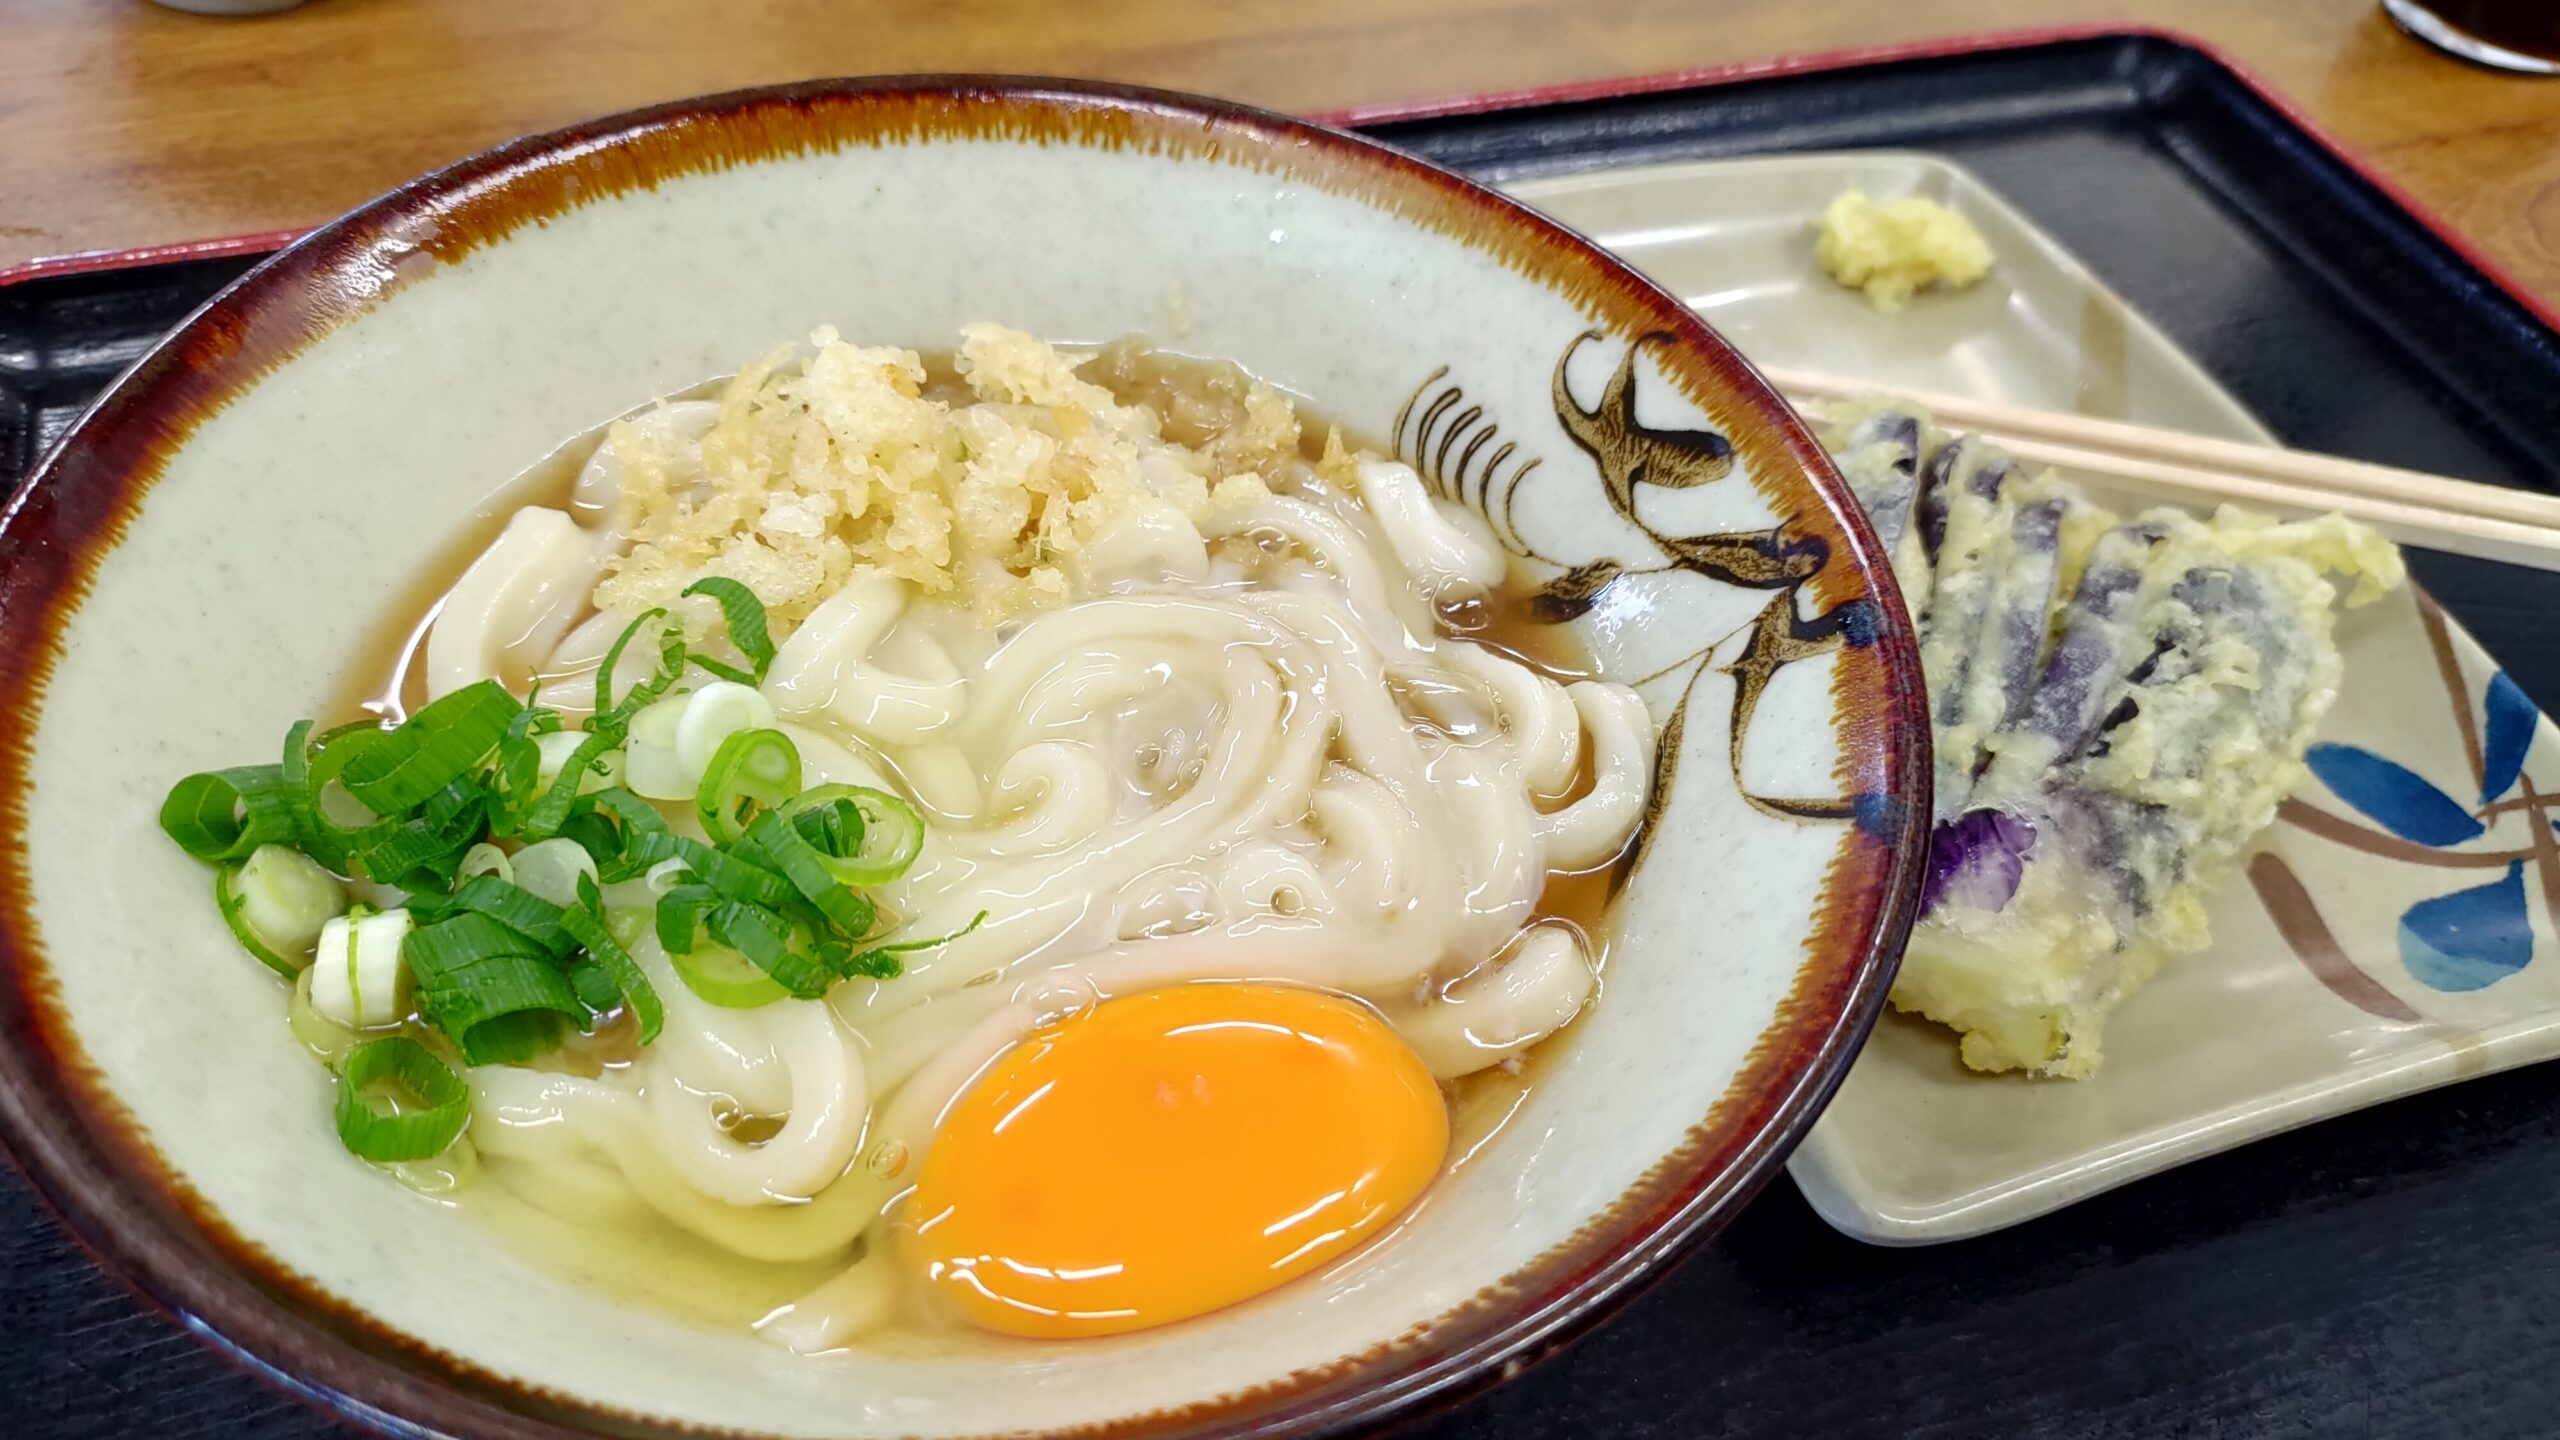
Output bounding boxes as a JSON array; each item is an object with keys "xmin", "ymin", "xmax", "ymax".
[{"xmin": 1761, "ymin": 364, "xmax": 2560, "ymax": 574}]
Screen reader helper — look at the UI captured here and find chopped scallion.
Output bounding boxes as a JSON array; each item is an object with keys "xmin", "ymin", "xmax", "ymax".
[
  {"xmin": 680, "ymin": 577, "xmax": 777, "ymax": 684},
  {"xmin": 668, "ymin": 939, "xmax": 791, "ymax": 1008},
  {"xmin": 563, "ymin": 873, "xmax": 662, "ymax": 1043},
  {"xmin": 703, "ymin": 901, "xmax": 833, "ymax": 999},
  {"xmin": 695, "ymin": 727, "xmax": 803, "ymax": 844},
  {"xmin": 404, "ymin": 914, "xmax": 586, "ymax": 1065},
  {"xmin": 424, "ymin": 875, "xmax": 573, "ymax": 956},
  {"xmin": 520, "ymin": 727, "xmax": 622, "ymax": 838},
  {"xmin": 594, "ymin": 607, "xmax": 669, "ymax": 720},
  {"xmin": 784, "ymin": 784, "xmax": 924, "ymax": 886},
  {"xmin": 739, "ymin": 809, "xmax": 877, "ymax": 937},
  {"xmin": 339, "ymin": 680, "xmax": 519, "ymax": 814},
  {"xmin": 218, "ymin": 844, "xmax": 347, "ymax": 975},
  {"xmin": 836, "ymin": 909, "xmax": 989, "ymax": 980},
  {"xmin": 509, "ymin": 836, "xmax": 600, "ymax": 910},
  {"xmin": 333, "ymin": 1037, "xmax": 470, "ymax": 1163},
  {"xmin": 159, "ymin": 765, "xmax": 297, "ymax": 863},
  {"xmin": 215, "ymin": 866, "xmax": 298, "ymax": 977}
]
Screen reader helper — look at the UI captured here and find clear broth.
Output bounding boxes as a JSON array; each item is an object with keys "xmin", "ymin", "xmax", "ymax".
[{"xmin": 335, "ymin": 346, "xmax": 1636, "ymax": 1340}]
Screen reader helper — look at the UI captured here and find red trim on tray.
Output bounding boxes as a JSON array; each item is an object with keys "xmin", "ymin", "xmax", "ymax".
[
  {"xmin": 2164, "ymin": 31, "xmax": 2560, "ymax": 339},
  {"xmin": 0, "ymin": 229, "xmax": 311, "ymax": 291}
]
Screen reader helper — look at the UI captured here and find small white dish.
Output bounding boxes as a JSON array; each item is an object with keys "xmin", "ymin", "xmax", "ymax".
[{"xmin": 1510, "ymin": 150, "xmax": 2560, "ymax": 1244}]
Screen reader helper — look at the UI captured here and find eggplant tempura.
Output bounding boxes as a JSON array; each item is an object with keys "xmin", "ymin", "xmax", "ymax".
[{"xmin": 1825, "ymin": 401, "xmax": 2403, "ymax": 1077}]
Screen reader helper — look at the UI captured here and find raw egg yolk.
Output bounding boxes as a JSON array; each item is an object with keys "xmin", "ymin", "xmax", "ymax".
[{"xmin": 905, "ymin": 982, "xmax": 1449, "ymax": 1339}]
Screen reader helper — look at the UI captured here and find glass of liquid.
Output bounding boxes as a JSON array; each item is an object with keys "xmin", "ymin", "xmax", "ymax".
[{"xmin": 2385, "ymin": 0, "xmax": 2560, "ymax": 74}]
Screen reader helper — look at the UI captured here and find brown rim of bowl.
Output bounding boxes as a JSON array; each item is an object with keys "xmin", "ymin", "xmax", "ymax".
[{"xmin": 0, "ymin": 74, "xmax": 1930, "ymax": 1440}]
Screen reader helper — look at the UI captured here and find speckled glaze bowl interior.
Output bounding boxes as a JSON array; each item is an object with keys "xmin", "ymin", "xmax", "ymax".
[{"xmin": 0, "ymin": 79, "xmax": 1926, "ymax": 1440}]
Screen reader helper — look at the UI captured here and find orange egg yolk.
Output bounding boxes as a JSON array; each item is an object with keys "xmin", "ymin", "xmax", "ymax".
[{"xmin": 904, "ymin": 982, "xmax": 1449, "ymax": 1339}]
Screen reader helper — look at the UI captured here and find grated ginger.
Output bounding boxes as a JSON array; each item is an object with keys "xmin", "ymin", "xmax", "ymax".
[
  {"xmin": 1814, "ymin": 191, "xmax": 1994, "ymax": 312},
  {"xmin": 593, "ymin": 325, "xmax": 1304, "ymax": 627}
]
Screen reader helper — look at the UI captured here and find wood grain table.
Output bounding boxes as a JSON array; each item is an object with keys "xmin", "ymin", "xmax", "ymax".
[
  {"xmin": 5, "ymin": 4, "xmax": 2560, "ymax": 1440},
  {"xmin": 0, "ymin": 0, "xmax": 2556, "ymax": 306}
]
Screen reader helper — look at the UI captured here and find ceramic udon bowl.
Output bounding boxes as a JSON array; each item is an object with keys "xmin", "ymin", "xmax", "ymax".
[{"xmin": 0, "ymin": 79, "xmax": 1928, "ymax": 1439}]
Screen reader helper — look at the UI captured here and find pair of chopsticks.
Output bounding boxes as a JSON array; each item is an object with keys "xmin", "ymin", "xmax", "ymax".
[{"xmin": 1761, "ymin": 365, "xmax": 2560, "ymax": 574}]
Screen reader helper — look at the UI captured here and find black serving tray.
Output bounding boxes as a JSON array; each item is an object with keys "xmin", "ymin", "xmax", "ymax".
[{"xmin": 9, "ymin": 28, "xmax": 2560, "ymax": 1440}]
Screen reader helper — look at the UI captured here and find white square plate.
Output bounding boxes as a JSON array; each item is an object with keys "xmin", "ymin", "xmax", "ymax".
[{"xmin": 1508, "ymin": 152, "xmax": 2560, "ymax": 1244}]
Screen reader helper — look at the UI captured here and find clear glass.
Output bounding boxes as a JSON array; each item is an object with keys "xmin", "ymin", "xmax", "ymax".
[{"xmin": 2385, "ymin": 0, "xmax": 2560, "ymax": 74}]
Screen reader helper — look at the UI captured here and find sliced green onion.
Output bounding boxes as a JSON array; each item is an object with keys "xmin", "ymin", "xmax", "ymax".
[
  {"xmin": 429, "ymin": 875, "xmax": 573, "ymax": 956},
  {"xmin": 457, "ymin": 843, "xmax": 513, "ymax": 884},
  {"xmin": 596, "ymin": 615, "xmax": 692, "ymax": 735},
  {"xmin": 594, "ymin": 607, "xmax": 669, "ymax": 719},
  {"xmin": 684, "ymin": 655, "xmax": 757, "ymax": 687},
  {"xmin": 215, "ymin": 867, "xmax": 298, "ymax": 977},
  {"xmin": 303, "ymin": 722, "xmax": 392, "ymax": 859},
  {"xmin": 339, "ymin": 680, "xmax": 517, "ymax": 813},
  {"xmin": 333, "ymin": 1036, "xmax": 470, "ymax": 1162},
  {"xmin": 356, "ymin": 781, "xmax": 490, "ymax": 892},
  {"xmin": 404, "ymin": 914, "xmax": 585, "ymax": 1065},
  {"xmin": 785, "ymin": 785, "xmax": 924, "ymax": 886},
  {"xmin": 681, "ymin": 577, "xmax": 776, "ymax": 684},
  {"xmin": 509, "ymin": 836, "xmax": 599, "ymax": 908},
  {"xmin": 421, "ymin": 773, "xmax": 484, "ymax": 829},
  {"xmin": 566, "ymin": 959, "xmax": 624, "ymax": 1016},
  {"xmin": 695, "ymin": 728, "xmax": 803, "ymax": 844},
  {"xmin": 536, "ymin": 729, "xmax": 624, "ymax": 792},
  {"xmin": 621, "ymin": 693, "xmax": 695, "ymax": 801},
  {"xmin": 519, "ymin": 726, "xmax": 623, "ymax": 839},
  {"xmin": 669, "ymin": 834, "xmax": 800, "ymax": 910},
  {"xmin": 739, "ymin": 809, "xmax": 876, "ymax": 937},
  {"xmin": 668, "ymin": 940, "xmax": 790, "ymax": 1008},
  {"xmin": 555, "ymin": 809, "xmax": 623, "ymax": 874},
  {"xmin": 312, "ymin": 907, "xmax": 414, "ymax": 1030},
  {"xmin": 655, "ymin": 883, "xmax": 718, "ymax": 955},
  {"xmin": 563, "ymin": 874, "xmax": 662, "ymax": 1042},
  {"xmin": 493, "ymin": 698, "xmax": 556, "ymax": 829},
  {"xmin": 673, "ymin": 683, "xmax": 776, "ymax": 783},
  {"xmin": 491, "ymin": 732, "xmax": 543, "ymax": 833},
  {"xmin": 275, "ymin": 719, "xmax": 350, "ymax": 870},
  {"xmin": 704, "ymin": 901, "xmax": 833, "ymax": 999},
  {"xmin": 217, "ymin": 844, "xmax": 347, "ymax": 975},
  {"xmin": 583, "ymin": 789, "xmax": 682, "ymax": 882},
  {"xmin": 836, "ymin": 910, "xmax": 989, "ymax": 981},
  {"xmin": 160, "ymin": 764, "xmax": 296, "ymax": 863}
]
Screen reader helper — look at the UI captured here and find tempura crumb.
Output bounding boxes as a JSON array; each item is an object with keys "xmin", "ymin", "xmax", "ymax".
[
  {"xmin": 594, "ymin": 325, "xmax": 1306, "ymax": 627},
  {"xmin": 1815, "ymin": 191, "xmax": 1994, "ymax": 312}
]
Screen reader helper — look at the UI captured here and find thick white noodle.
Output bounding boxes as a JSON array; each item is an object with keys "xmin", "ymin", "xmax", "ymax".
[
  {"xmin": 442, "ymin": 394, "xmax": 1654, "ymax": 1351},
  {"xmin": 423, "ymin": 508, "xmax": 606, "ymax": 700},
  {"xmin": 1352, "ymin": 456, "xmax": 1507, "ymax": 601}
]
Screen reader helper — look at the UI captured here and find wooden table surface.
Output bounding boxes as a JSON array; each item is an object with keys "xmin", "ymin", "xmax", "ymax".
[{"xmin": 0, "ymin": 0, "xmax": 2556, "ymax": 299}]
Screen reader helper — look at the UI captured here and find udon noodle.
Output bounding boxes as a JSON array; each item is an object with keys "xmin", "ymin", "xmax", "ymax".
[{"xmin": 181, "ymin": 326, "xmax": 1652, "ymax": 1350}]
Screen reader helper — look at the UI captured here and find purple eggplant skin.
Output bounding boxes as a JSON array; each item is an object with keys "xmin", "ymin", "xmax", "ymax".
[
  {"xmin": 2040, "ymin": 556, "xmax": 2329, "ymax": 942},
  {"xmin": 1841, "ymin": 409, "xmax": 1923, "ymax": 555},
  {"xmin": 1938, "ymin": 493, "xmax": 2070, "ymax": 821},
  {"xmin": 1990, "ymin": 498, "xmax": 2068, "ymax": 724},
  {"xmin": 1975, "ymin": 518, "xmax": 2169, "ymax": 804},
  {"xmin": 1919, "ymin": 440, "xmax": 2023, "ymax": 821},
  {"xmin": 1915, "ymin": 436, "xmax": 1958, "ymax": 562},
  {"xmin": 1922, "ymin": 807, "xmax": 2038, "ymax": 917}
]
